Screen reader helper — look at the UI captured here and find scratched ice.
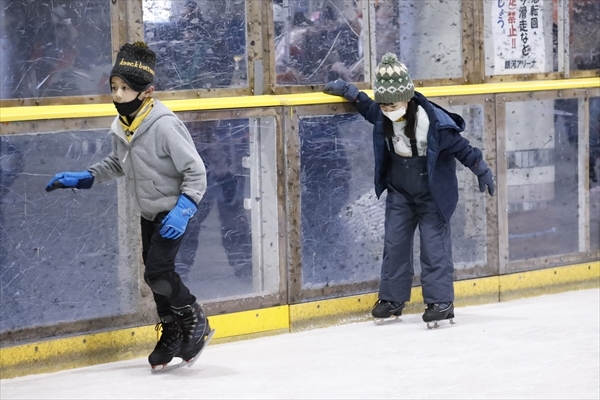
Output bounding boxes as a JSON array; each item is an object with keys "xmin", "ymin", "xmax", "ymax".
[{"xmin": 2, "ymin": 289, "xmax": 599, "ymax": 399}]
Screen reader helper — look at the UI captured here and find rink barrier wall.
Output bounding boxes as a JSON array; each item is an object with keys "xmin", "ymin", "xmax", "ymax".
[
  {"xmin": 1, "ymin": 78, "xmax": 598, "ymax": 378},
  {"xmin": 0, "ymin": 77, "xmax": 599, "ymax": 123},
  {"xmin": 1, "ymin": 262, "xmax": 598, "ymax": 379}
]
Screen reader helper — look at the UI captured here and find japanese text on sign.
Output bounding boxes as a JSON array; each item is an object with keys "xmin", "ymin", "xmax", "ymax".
[{"xmin": 492, "ymin": 0, "xmax": 546, "ymax": 74}]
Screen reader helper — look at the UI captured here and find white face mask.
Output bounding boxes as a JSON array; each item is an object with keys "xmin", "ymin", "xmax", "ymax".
[{"xmin": 382, "ymin": 107, "xmax": 406, "ymax": 122}]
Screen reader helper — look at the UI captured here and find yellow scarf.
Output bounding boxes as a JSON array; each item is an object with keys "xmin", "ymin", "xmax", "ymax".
[{"xmin": 119, "ymin": 97, "xmax": 154, "ymax": 142}]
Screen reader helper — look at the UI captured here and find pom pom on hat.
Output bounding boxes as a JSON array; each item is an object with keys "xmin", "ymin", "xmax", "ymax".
[
  {"xmin": 110, "ymin": 41, "xmax": 156, "ymax": 92},
  {"xmin": 374, "ymin": 53, "xmax": 415, "ymax": 104}
]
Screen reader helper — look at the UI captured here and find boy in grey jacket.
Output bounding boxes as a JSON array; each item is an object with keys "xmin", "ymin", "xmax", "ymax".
[{"xmin": 46, "ymin": 42, "xmax": 213, "ymax": 371}]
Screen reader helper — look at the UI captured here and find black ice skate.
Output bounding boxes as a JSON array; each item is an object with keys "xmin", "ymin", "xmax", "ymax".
[
  {"xmin": 149, "ymin": 314, "xmax": 182, "ymax": 370},
  {"xmin": 372, "ymin": 299, "xmax": 405, "ymax": 325},
  {"xmin": 422, "ymin": 302, "xmax": 456, "ymax": 329},
  {"xmin": 173, "ymin": 302, "xmax": 214, "ymax": 363}
]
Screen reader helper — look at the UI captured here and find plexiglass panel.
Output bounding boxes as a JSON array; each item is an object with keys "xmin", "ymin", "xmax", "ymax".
[
  {"xmin": 446, "ymin": 104, "xmax": 489, "ymax": 270},
  {"xmin": 374, "ymin": 0, "xmax": 463, "ymax": 80},
  {"xmin": 569, "ymin": 0, "xmax": 600, "ymax": 71},
  {"xmin": 0, "ymin": 0, "xmax": 112, "ymax": 99},
  {"xmin": 143, "ymin": 0, "xmax": 247, "ymax": 90},
  {"xmin": 299, "ymin": 114, "xmax": 380, "ymax": 288},
  {"xmin": 483, "ymin": 0, "xmax": 555, "ymax": 76},
  {"xmin": 0, "ymin": 132, "xmax": 129, "ymax": 332},
  {"xmin": 299, "ymin": 106, "xmax": 488, "ymax": 289},
  {"xmin": 506, "ymin": 98, "xmax": 580, "ymax": 260},
  {"xmin": 179, "ymin": 118, "xmax": 279, "ymax": 300},
  {"xmin": 590, "ymin": 97, "xmax": 600, "ymax": 251},
  {"xmin": 274, "ymin": 0, "xmax": 365, "ymax": 85}
]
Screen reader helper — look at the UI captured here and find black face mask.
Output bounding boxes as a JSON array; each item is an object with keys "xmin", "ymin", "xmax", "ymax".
[{"xmin": 113, "ymin": 93, "xmax": 143, "ymax": 117}]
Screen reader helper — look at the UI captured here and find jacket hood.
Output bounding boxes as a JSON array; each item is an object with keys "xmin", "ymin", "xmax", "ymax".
[
  {"xmin": 432, "ymin": 104, "xmax": 465, "ymax": 132},
  {"xmin": 413, "ymin": 92, "xmax": 465, "ymax": 132}
]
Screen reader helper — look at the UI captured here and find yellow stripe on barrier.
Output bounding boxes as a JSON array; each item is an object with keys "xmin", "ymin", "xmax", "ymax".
[
  {"xmin": 0, "ymin": 103, "xmax": 117, "ymax": 123},
  {"xmin": 499, "ymin": 261, "xmax": 600, "ymax": 301},
  {"xmin": 0, "ymin": 78, "xmax": 598, "ymax": 123},
  {"xmin": 209, "ymin": 305, "xmax": 289, "ymax": 339},
  {"xmin": 454, "ymin": 275, "xmax": 501, "ymax": 307},
  {"xmin": 290, "ymin": 293, "xmax": 378, "ymax": 319},
  {"xmin": 419, "ymin": 77, "xmax": 600, "ymax": 97},
  {"xmin": 289, "ymin": 292, "xmax": 377, "ymax": 332},
  {"xmin": 0, "ymin": 325, "xmax": 156, "ymax": 368},
  {"xmin": 165, "ymin": 96, "xmax": 282, "ymax": 112},
  {"xmin": 455, "ymin": 275, "xmax": 500, "ymax": 298}
]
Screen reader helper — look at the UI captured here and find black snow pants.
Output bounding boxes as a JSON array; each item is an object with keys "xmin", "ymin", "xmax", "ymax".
[
  {"xmin": 141, "ymin": 212, "xmax": 196, "ymax": 317},
  {"xmin": 379, "ymin": 153, "xmax": 454, "ymax": 305}
]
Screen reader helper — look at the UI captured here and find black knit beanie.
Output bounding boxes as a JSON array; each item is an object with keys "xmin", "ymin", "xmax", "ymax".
[
  {"xmin": 110, "ymin": 41, "xmax": 156, "ymax": 91},
  {"xmin": 374, "ymin": 53, "xmax": 415, "ymax": 104}
]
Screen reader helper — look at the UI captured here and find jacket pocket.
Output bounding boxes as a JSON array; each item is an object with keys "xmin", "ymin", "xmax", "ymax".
[{"xmin": 137, "ymin": 178, "xmax": 167, "ymax": 200}]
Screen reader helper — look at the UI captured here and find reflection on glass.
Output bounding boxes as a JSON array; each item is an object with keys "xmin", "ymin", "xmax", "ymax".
[
  {"xmin": 507, "ymin": 99, "xmax": 579, "ymax": 260},
  {"xmin": 274, "ymin": 0, "xmax": 364, "ymax": 85},
  {"xmin": 446, "ymin": 104, "xmax": 488, "ymax": 269},
  {"xmin": 375, "ymin": 0, "xmax": 462, "ymax": 80},
  {"xmin": 143, "ymin": 0, "xmax": 247, "ymax": 90},
  {"xmin": 180, "ymin": 119, "xmax": 254, "ymax": 300},
  {"xmin": 569, "ymin": 0, "xmax": 600, "ymax": 71},
  {"xmin": 0, "ymin": 0, "xmax": 112, "ymax": 99},
  {"xmin": 300, "ymin": 114, "xmax": 379, "ymax": 288},
  {"xmin": 590, "ymin": 97, "xmax": 600, "ymax": 251},
  {"xmin": 0, "ymin": 131, "xmax": 126, "ymax": 332}
]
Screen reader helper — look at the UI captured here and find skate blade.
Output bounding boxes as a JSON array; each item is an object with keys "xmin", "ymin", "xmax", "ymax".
[
  {"xmin": 182, "ymin": 329, "xmax": 216, "ymax": 368},
  {"xmin": 426, "ymin": 318, "xmax": 456, "ymax": 330},
  {"xmin": 373, "ymin": 316, "xmax": 402, "ymax": 325},
  {"xmin": 150, "ymin": 329, "xmax": 216, "ymax": 374}
]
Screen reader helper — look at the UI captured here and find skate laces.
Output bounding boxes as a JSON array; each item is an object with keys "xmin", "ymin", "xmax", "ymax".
[
  {"xmin": 374, "ymin": 299, "xmax": 392, "ymax": 307},
  {"xmin": 175, "ymin": 305, "xmax": 199, "ymax": 341},
  {"xmin": 155, "ymin": 318, "xmax": 180, "ymax": 346},
  {"xmin": 374, "ymin": 299, "xmax": 401, "ymax": 310},
  {"xmin": 427, "ymin": 302, "xmax": 452, "ymax": 311},
  {"xmin": 373, "ymin": 299, "xmax": 385, "ymax": 310}
]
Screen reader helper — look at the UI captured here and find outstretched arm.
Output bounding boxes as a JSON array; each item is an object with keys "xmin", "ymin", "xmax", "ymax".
[{"xmin": 323, "ymin": 79, "xmax": 381, "ymax": 126}]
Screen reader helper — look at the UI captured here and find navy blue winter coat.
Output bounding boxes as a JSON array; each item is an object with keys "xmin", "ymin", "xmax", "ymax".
[{"xmin": 351, "ymin": 90, "xmax": 485, "ymax": 224}]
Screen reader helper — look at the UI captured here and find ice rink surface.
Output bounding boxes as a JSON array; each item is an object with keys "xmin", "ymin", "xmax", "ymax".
[{"xmin": 1, "ymin": 288, "xmax": 599, "ymax": 400}]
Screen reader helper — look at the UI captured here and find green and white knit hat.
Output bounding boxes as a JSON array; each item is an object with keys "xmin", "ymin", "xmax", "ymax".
[{"xmin": 374, "ymin": 53, "xmax": 415, "ymax": 104}]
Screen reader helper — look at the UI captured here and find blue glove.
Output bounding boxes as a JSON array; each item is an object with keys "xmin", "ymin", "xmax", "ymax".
[
  {"xmin": 323, "ymin": 79, "xmax": 359, "ymax": 102},
  {"xmin": 160, "ymin": 194, "xmax": 197, "ymax": 240},
  {"xmin": 45, "ymin": 171, "xmax": 94, "ymax": 192}
]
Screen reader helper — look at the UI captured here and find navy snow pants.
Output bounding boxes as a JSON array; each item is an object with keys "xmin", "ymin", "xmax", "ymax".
[{"xmin": 379, "ymin": 153, "xmax": 454, "ymax": 305}]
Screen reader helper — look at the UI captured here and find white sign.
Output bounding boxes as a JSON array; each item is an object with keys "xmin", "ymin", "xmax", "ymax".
[{"xmin": 492, "ymin": 0, "xmax": 546, "ymax": 74}]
